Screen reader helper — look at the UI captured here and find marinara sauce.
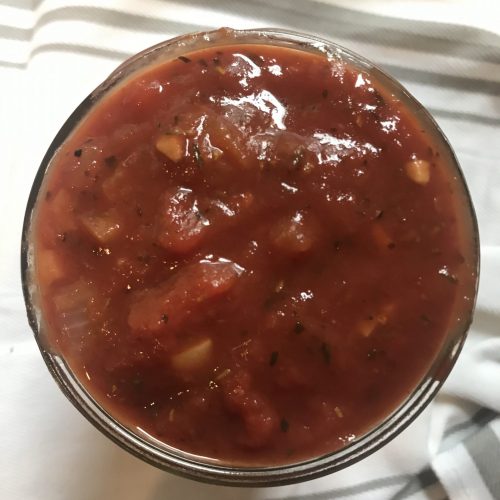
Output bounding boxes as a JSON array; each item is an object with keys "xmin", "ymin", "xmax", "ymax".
[{"xmin": 31, "ymin": 40, "xmax": 476, "ymax": 465}]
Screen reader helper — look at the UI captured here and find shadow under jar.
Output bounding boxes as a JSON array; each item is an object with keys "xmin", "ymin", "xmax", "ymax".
[{"xmin": 21, "ymin": 28, "xmax": 479, "ymax": 486}]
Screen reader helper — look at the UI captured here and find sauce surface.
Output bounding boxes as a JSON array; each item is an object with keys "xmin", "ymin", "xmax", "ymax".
[{"xmin": 32, "ymin": 42, "xmax": 476, "ymax": 465}]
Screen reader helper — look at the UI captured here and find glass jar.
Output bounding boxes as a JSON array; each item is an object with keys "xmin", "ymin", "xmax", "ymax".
[{"xmin": 21, "ymin": 27, "xmax": 479, "ymax": 486}]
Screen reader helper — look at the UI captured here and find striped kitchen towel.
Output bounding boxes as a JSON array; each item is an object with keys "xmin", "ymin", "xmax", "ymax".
[{"xmin": 1, "ymin": 1, "xmax": 499, "ymax": 499}]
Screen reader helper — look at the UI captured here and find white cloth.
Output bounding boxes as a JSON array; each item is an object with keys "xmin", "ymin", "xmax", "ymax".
[{"xmin": 1, "ymin": 1, "xmax": 500, "ymax": 499}]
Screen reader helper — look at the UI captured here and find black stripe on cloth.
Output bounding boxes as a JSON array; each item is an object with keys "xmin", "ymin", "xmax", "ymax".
[
  {"xmin": 3, "ymin": 0, "xmax": 500, "ymax": 57},
  {"xmin": 269, "ymin": 475, "xmax": 410, "ymax": 500},
  {"xmin": 391, "ymin": 468, "xmax": 449, "ymax": 500},
  {"xmin": 260, "ymin": 0, "xmax": 500, "ymax": 45},
  {"xmin": 2, "ymin": 43, "xmax": 499, "ymax": 129},
  {"xmin": 464, "ymin": 424, "xmax": 500, "ymax": 498},
  {"xmin": 442, "ymin": 407, "xmax": 498, "ymax": 442},
  {"xmin": 391, "ymin": 411, "xmax": 500, "ymax": 500},
  {"xmin": 354, "ymin": 34, "xmax": 500, "ymax": 66},
  {"xmin": 2, "ymin": 1, "xmax": 500, "ymax": 67},
  {"xmin": 1, "ymin": 6, "xmax": 500, "ymax": 96},
  {"xmin": 0, "ymin": 33, "xmax": 500, "ymax": 104},
  {"xmin": 0, "ymin": 6, "xmax": 208, "ymax": 41},
  {"xmin": 4, "ymin": 0, "xmax": 500, "ymax": 56},
  {"xmin": 382, "ymin": 64, "xmax": 500, "ymax": 96},
  {"xmin": 181, "ymin": 0, "xmax": 500, "ymax": 60},
  {"xmin": 429, "ymin": 109, "xmax": 500, "ymax": 127}
]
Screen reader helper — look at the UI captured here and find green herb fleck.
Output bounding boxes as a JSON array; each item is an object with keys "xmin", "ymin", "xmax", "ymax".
[
  {"xmin": 438, "ymin": 267, "xmax": 458, "ymax": 284},
  {"xmin": 248, "ymin": 53, "xmax": 265, "ymax": 67},
  {"xmin": 373, "ymin": 89, "xmax": 385, "ymax": 106},
  {"xmin": 104, "ymin": 155, "xmax": 117, "ymax": 168},
  {"xmin": 280, "ymin": 418, "xmax": 289, "ymax": 432},
  {"xmin": 263, "ymin": 296, "xmax": 274, "ymax": 309},
  {"xmin": 192, "ymin": 143, "xmax": 203, "ymax": 167},
  {"xmin": 291, "ymin": 148, "xmax": 305, "ymax": 168},
  {"xmin": 93, "ymin": 246, "xmax": 111, "ymax": 257},
  {"xmin": 321, "ymin": 342, "xmax": 331, "ymax": 365},
  {"xmin": 132, "ymin": 376, "xmax": 143, "ymax": 388},
  {"xmin": 420, "ymin": 313, "xmax": 432, "ymax": 325},
  {"xmin": 269, "ymin": 351, "xmax": 279, "ymax": 366},
  {"xmin": 137, "ymin": 254, "xmax": 151, "ymax": 263},
  {"xmin": 294, "ymin": 321, "xmax": 305, "ymax": 334},
  {"xmin": 367, "ymin": 348, "xmax": 379, "ymax": 360}
]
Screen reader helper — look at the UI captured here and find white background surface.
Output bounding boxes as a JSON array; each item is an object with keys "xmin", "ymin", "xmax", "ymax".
[{"xmin": 1, "ymin": 1, "xmax": 500, "ymax": 499}]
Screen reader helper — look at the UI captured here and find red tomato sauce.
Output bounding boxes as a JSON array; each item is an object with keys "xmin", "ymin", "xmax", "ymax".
[{"xmin": 32, "ymin": 42, "xmax": 476, "ymax": 465}]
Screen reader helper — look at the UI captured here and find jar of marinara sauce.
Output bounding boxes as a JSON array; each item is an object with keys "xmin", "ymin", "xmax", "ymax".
[{"xmin": 22, "ymin": 28, "xmax": 479, "ymax": 485}]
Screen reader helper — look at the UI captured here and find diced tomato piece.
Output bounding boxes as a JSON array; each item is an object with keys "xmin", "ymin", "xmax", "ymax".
[
  {"xmin": 156, "ymin": 187, "xmax": 209, "ymax": 253},
  {"xmin": 270, "ymin": 211, "xmax": 317, "ymax": 255},
  {"xmin": 110, "ymin": 123, "xmax": 151, "ymax": 152},
  {"xmin": 66, "ymin": 139, "xmax": 110, "ymax": 190},
  {"xmin": 101, "ymin": 163, "xmax": 131, "ymax": 203},
  {"xmin": 207, "ymin": 192, "xmax": 255, "ymax": 225},
  {"xmin": 358, "ymin": 303, "xmax": 395, "ymax": 337},
  {"xmin": 101, "ymin": 148, "xmax": 157, "ymax": 203},
  {"xmin": 52, "ymin": 279, "xmax": 92, "ymax": 313},
  {"xmin": 37, "ymin": 249, "xmax": 65, "ymax": 287},
  {"xmin": 155, "ymin": 134, "xmax": 186, "ymax": 162},
  {"xmin": 51, "ymin": 279, "xmax": 104, "ymax": 346},
  {"xmin": 222, "ymin": 370, "xmax": 278, "ymax": 448},
  {"xmin": 171, "ymin": 338, "xmax": 213, "ymax": 377},
  {"xmin": 80, "ymin": 209, "xmax": 122, "ymax": 244},
  {"xmin": 307, "ymin": 397, "xmax": 345, "ymax": 424},
  {"xmin": 113, "ymin": 255, "xmax": 150, "ymax": 281},
  {"xmin": 204, "ymin": 114, "xmax": 251, "ymax": 168},
  {"xmin": 275, "ymin": 362, "xmax": 311, "ymax": 389},
  {"xmin": 128, "ymin": 258, "xmax": 244, "ymax": 333},
  {"xmin": 222, "ymin": 192, "xmax": 255, "ymax": 214},
  {"xmin": 405, "ymin": 158, "xmax": 430, "ymax": 185},
  {"xmin": 156, "ymin": 104, "xmax": 249, "ymax": 169},
  {"xmin": 49, "ymin": 189, "xmax": 77, "ymax": 231}
]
